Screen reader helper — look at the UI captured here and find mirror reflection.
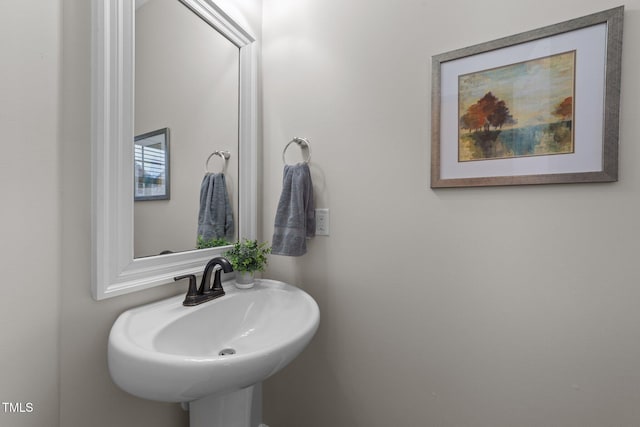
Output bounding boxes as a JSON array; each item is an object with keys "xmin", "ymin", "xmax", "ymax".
[
  {"xmin": 135, "ymin": 127, "xmax": 170, "ymax": 201},
  {"xmin": 134, "ymin": 0, "xmax": 240, "ymax": 258}
]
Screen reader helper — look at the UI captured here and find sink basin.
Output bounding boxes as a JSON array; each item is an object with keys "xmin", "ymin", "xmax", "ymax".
[{"xmin": 108, "ymin": 279, "xmax": 320, "ymax": 403}]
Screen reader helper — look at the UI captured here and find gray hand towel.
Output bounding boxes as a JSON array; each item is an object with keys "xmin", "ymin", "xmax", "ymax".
[
  {"xmin": 197, "ymin": 173, "xmax": 234, "ymax": 242},
  {"xmin": 272, "ymin": 163, "xmax": 315, "ymax": 256}
]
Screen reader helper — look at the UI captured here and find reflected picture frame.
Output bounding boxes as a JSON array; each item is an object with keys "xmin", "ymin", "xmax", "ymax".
[
  {"xmin": 431, "ymin": 7, "xmax": 623, "ymax": 188},
  {"xmin": 134, "ymin": 127, "xmax": 170, "ymax": 200}
]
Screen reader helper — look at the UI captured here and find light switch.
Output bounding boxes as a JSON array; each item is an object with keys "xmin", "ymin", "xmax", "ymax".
[{"xmin": 315, "ymin": 209, "xmax": 329, "ymax": 236}]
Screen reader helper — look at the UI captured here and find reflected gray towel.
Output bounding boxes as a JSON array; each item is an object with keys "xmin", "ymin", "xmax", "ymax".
[
  {"xmin": 197, "ymin": 173, "xmax": 234, "ymax": 242},
  {"xmin": 272, "ymin": 163, "xmax": 315, "ymax": 256}
]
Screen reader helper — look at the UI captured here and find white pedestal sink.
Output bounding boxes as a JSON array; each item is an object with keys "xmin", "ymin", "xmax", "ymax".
[{"xmin": 108, "ymin": 279, "xmax": 320, "ymax": 427}]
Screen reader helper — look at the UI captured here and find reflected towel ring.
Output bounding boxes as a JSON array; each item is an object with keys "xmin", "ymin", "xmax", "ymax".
[
  {"xmin": 205, "ymin": 150, "xmax": 231, "ymax": 173},
  {"xmin": 282, "ymin": 137, "xmax": 312, "ymax": 165}
]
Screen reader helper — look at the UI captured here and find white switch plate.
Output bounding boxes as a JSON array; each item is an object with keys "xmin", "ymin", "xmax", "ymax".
[{"xmin": 315, "ymin": 209, "xmax": 329, "ymax": 236}]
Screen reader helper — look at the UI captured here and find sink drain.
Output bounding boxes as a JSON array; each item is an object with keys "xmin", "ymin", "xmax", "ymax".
[{"xmin": 218, "ymin": 348, "xmax": 236, "ymax": 356}]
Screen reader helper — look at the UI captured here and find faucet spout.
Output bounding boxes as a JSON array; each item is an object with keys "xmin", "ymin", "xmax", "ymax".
[
  {"xmin": 176, "ymin": 257, "xmax": 233, "ymax": 307},
  {"xmin": 199, "ymin": 256, "xmax": 234, "ymax": 295}
]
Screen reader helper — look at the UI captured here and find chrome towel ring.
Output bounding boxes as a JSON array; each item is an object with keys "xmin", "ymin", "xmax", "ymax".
[
  {"xmin": 205, "ymin": 150, "xmax": 231, "ymax": 173},
  {"xmin": 282, "ymin": 137, "xmax": 312, "ymax": 165}
]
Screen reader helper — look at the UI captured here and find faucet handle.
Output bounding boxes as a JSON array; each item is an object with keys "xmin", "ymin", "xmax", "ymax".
[
  {"xmin": 174, "ymin": 274, "xmax": 199, "ymax": 306},
  {"xmin": 211, "ymin": 265, "xmax": 225, "ymax": 293}
]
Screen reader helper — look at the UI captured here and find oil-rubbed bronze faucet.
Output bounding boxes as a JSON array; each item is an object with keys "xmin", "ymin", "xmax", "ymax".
[{"xmin": 174, "ymin": 257, "xmax": 234, "ymax": 306}]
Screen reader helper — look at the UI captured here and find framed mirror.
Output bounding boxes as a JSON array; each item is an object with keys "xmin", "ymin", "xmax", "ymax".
[{"xmin": 91, "ymin": 0, "xmax": 257, "ymax": 300}]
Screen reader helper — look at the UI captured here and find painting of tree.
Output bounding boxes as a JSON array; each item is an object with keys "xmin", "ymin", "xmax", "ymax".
[
  {"xmin": 458, "ymin": 51, "xmax": 575, "ymax": 161},
  {"xmin": 553, "ymin": 96, "xmax": 573, "ymax": 120},
  {"xmin": 460, "ymin": 92, "xmax": 514, "ymax": 133}
]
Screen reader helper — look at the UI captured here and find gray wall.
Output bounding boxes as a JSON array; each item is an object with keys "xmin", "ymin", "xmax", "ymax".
[
  {"xmin": 1, "ymin": 1, "xmax": 61, "ymax": 426},
  {"xmin": 261, "ymin": 0, "xmax": 640, "ymax": 426}
]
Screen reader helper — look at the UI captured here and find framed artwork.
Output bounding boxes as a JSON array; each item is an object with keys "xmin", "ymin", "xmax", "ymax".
[
  {"xmin": 431, "ymin": 7, "xmax": 623, "ymax": 188},
  {"xmin": 134, "ymin": 127, "xmax": 170, "ymax": 200}
]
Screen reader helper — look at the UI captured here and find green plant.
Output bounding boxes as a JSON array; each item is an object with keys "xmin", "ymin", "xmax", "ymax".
[
  {"xmin": 224, "ymin": 239, "xmax": 271, "ymax": 273},
  {"xmin": 196, "ymin": 235, "xmax": 231, "ymax": 249}
]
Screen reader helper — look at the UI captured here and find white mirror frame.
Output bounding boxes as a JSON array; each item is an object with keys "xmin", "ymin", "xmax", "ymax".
[{"xmin": 91, "ymin": 0, "xmax": 257, "ymax": 300}]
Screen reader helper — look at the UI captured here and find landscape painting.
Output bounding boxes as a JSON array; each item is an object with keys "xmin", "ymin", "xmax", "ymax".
[{"xmin": 458, "ymin": 51, "xmax": 575, "ymax": 162}]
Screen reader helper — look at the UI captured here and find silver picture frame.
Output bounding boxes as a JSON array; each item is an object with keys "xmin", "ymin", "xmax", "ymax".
[{"xmin": 431, "ymin": 7, "xmax": 623, "ymax": 188}]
